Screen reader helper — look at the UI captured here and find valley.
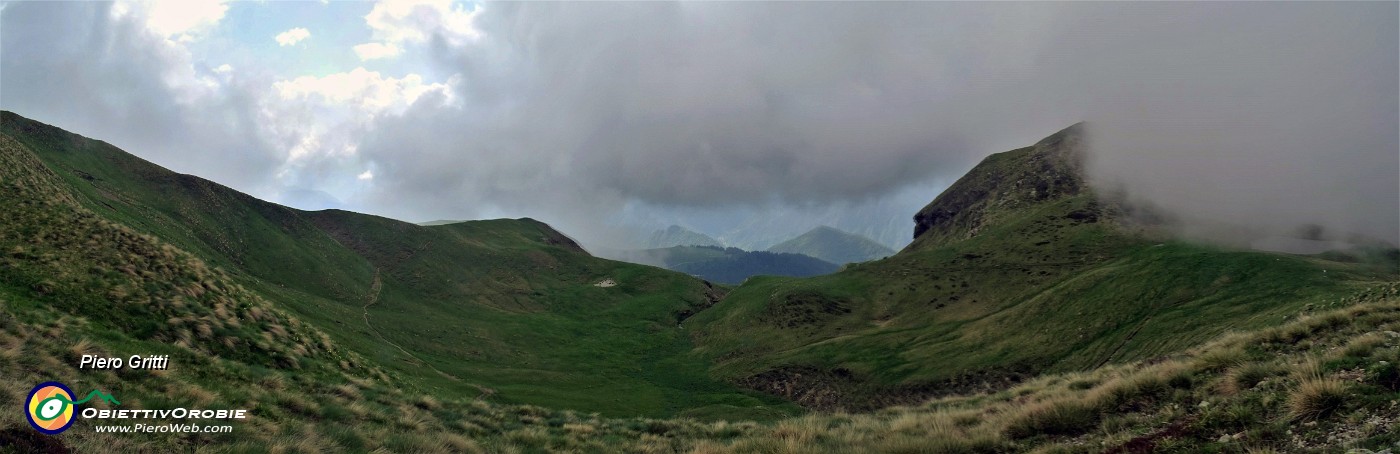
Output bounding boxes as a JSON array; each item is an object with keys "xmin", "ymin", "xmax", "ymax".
[
  {"xmin": 0, "ymin": 112, "xmax": 1395, "ymax": 452},
  {"xmin": 0, "ymin": 111, "xmax": 798, "ymax": 421}
]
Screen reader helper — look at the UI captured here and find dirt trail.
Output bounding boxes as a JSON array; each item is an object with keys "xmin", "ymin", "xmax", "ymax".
[{"xmin": 360, "ymin": 268, "xmax": 496, "ymax": 400}]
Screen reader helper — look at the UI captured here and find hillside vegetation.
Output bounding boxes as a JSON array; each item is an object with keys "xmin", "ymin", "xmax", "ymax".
[
  {"xmin": 687, "ymin": 124, "xmax": 1398, "ymax": 411},
  {"xmin": 0, "ymin": 111, "xmax": 795, "ymax": 420}
]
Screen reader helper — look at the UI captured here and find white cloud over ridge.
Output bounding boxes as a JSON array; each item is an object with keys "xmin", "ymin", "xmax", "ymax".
[
  {"xmin": 0, "ymin": 2, "xmax": 449, "ymax": 212},
  {"xmin": 3, "ymin": 2, "xmax": 279, "ymax": 199}
]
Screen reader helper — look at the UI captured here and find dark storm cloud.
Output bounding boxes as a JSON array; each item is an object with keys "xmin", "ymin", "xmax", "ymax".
[
  {"xmin": 359, "ymin": 2, "xmax": 1054, "ymax": 241},
  {"xmin": 358, "ymin": 2, "xmax": 1396, "ymax": 246},
  {"xmin": 0, "ymin": 1, "xmax": 280, "ymax": 198},
  {"xmin": 3, "ymin": 2, "xmax": 1394, "ymax": 248}
]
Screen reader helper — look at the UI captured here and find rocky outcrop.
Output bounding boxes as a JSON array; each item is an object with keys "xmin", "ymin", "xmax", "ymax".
[
  {"xmin": 738, "ymin": 365, "xmax": 1030, "ymax": 412},
  {"xmin": 911, "ymin": 123, "xmax": 1092, "ymax": 250}
]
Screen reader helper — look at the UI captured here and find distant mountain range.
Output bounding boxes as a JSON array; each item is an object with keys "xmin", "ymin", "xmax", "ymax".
[
  {"xmin": 718, "ymin": 202, "xmax": 918, "ymax": 251},
  {"xmin": 608, "ymin": 246, "xmax": 837, "ymax": 284},
  {"xmin": 609, "ymin": 225, "xmax": 890, "ymax": 282},
  {"xmin": 645, "ymin": 225, "xmax": 723, "ymax": 248},
  {"xmin": 767, "ymin": 226, "xmax": 895, "ymax": 265}
]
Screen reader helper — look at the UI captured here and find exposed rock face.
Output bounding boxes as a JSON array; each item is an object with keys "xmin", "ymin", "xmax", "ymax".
[
  {"xmin": 910, "ymin": 123, "xmax": 1092, "ymax": 250},
  {"xmin": 531, "ymin": 219, "xmax": 587, "ymax": 252},
  {"xmin": 737, "ymin": 366, "xmax": 1029, "ymax": 412},
  {"xmin": 736, "ymin": 367, "xmax": 853, "ymax": 410}
]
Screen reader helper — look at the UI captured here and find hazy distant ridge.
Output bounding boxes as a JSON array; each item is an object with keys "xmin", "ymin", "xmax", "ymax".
[
  {"xmin": 645, "ymin": 225, "xmax": 724, "ymax": 248},
  {"xmin": 767, "ymin": 226, "xmax": 894, "ymax": 265}
]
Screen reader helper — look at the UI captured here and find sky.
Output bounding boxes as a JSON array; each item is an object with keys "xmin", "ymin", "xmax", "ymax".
[{"xmin": 1, "ymin": 1, "xmax": 1395, "ymax": 250}]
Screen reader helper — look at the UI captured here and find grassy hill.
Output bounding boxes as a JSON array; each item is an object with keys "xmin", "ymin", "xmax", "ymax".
[
  {"xmin": 0, "ymin": 126, "xmax": 771, "ymax": 452},
  {"xmin": 609, "ymin": 246, "xmax": 839, "ymax": 285},
  {"xmin": 0, "ymin": 111, "xmax": 796, "ymax": 420},
  {"xmin": 768, "ymin": 226, "xmax": 895, "ymax": 265},
  {"xmin": 687, "ymin": 124, "xmax": 1398, "ymax": 410}
]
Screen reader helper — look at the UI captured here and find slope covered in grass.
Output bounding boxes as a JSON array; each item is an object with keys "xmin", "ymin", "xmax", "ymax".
[
  {"xmin": 687, "ymin": 124, "xmax": 1399, "ymax": 410},
  {"xmin": 662, "ymin": 283, "xmax": 1400, "ymax": 453},
  {"xmin": 0, "ymin": 111, "xmax": 796, "ymax": 419}
]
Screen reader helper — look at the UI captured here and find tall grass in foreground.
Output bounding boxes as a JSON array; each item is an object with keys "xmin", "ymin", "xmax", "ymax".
[{"xmin": 3, "ymin": 285, "xmax": 1393, "ymax": 453}]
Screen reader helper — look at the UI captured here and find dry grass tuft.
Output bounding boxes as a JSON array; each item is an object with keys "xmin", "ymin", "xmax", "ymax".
[
  {"xmin": 333, "ymin": 383, "xmax": 362, "ymax": 401},
  {"xmin": 1287, "ymin": 377, "xmax": 1347, "ymax": 421},
  {"xmin": 1003, "ymin": 398, "xmax": 1099, "ymax": 439}
]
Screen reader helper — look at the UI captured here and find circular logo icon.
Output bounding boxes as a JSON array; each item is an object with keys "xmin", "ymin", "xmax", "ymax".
[{"xmin": 26, "ymin": 382, "xmax": 76, "ymax": 435}]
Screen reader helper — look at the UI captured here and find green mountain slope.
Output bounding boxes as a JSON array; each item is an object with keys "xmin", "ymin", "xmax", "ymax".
[
  {"xmin": 0, "ymin": 111, "xmax": 795, "ymax": 419},
  {"xmin": 0, "ymin": 129, "xmax": 405, "ymax": 450},
  {"xmin": 687, "ymin": 124, "xmax": 1398, "ymax": 410},
  {"xmin": 0, "ymin": 125, "xmax": 775, "ymax": 451},
  {"xmin": 611, "ymin": 245, "xmax": 839, "ymax": 285},
  {"xmin": 645, "ymin": 225, "xmax": 724, "ymax": 248},
  {"xmin": 768, "ymin": 226, "xmax": 895, "ymax": 265}
]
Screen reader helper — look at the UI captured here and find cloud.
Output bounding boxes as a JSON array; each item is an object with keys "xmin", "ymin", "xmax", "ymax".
[
  {"xmin": 353, "ymin": 42, "xmax": 402, "ymax": 60},
  {"xmin": 0, "ymin": 2, "xmax": 391, "ymax": 212},
  {"xmin": 365, "ymin": 0, "xmax": 480, "ymax": 45},
  {"xmin": 360, "ymin": 4, "xmax": 1027, "ymax": 217},
  {"xmin": 3, "ymin": 2, "xmax": 1394, "ymax": 249},
  {"xmin": 256, "ymin": 67, "xmax": 454, "ymax": 211},
  {"xmin": 116, "ymin": 0, "xmax": 228, "ymax": 41},
  {"xmin": 1052, "ymin": 3, "xmax": 1400, "ymax": 245},
  {"xmin": 351, "ymin": 3, "xmax": 1055, "ymax": 244},
  {"xmin": 1, "ymin": 1, "xmax": 278, "ymax": 197},
  {"xmin": 352, "ymin": 0, "xmax": 480, "ymax": 61},
  {"xmin": 275, "ymin": 27, "xmax": 310, "ymax": 46},
  {"xmin": 272, "ymin": 67, "xmax": 449, "ymax": 114},
  {"xmin": 350, "ymin": 2, "xmax": 1396, "ymax": 248}
]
